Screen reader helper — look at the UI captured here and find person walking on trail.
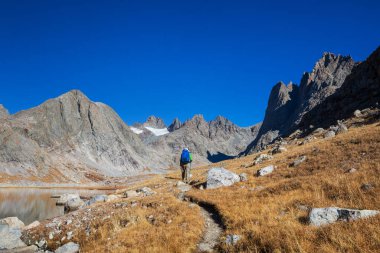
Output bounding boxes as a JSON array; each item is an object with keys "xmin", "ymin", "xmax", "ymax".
[{"xmin": 180, "ymin": 148, "xmax": 193, "ymax": 183}]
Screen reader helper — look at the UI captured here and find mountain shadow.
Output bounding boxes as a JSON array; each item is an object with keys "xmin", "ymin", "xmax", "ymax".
[{"xmin": 206, "ymin": 151, "xmax": 236, "ymax": 163}]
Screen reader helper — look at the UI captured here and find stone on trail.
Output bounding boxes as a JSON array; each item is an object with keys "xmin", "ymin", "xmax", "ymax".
[
  {"xmin": 176, "ymin": 181, "xmax": 191, "ymax": 192},
  {"xmin": 55, "ymin": 242, "xmax": 80, "ymax": 253},
  {"xmin": 256, "ymin": 165, "xmax": 274, "ymax": 177},
  {"xmin": 206, "ymin": 167, "xmax": 240, "ymax": 189},
  {"xmin": 309, "ymin": 207, "xmax": 380, "ymax": 226}
]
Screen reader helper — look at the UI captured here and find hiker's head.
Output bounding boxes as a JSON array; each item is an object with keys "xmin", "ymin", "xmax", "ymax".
[{"xmin": 183, "ymin": 148, "xmax": 189, "ymax": 151}]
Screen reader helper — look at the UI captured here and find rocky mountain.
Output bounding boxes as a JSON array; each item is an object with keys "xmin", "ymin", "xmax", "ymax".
[
  {"xmin": 298, "ymin": 46, "xmax": 380, "ymax": 131},
  {"xmin": 141, "ymin": 115, "xmax": 261, "ymax": 166},
  {"xmin": 245, "ymin": 46, "xmax": 379, "ymax": 154},
  {"xmin": 0, "ymin": 105, "xmax": 8, "ymax": 119},
  {"xmin": 143, "ymin": 116, "xmax": 166, "ymax": 128},
  {"xmin": 0, "ymin": 91, "xmax": 259, "ymax": 183},
  {"xmin": 0, "ymin": 90, "xmax": 169, "ymax": 183}
]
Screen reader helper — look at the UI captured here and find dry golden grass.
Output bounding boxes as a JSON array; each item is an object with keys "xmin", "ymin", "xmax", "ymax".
[
  {"xmin": 185, "ymin": 122, "xmax": 380, "ymax": 252},
  {"xmin": 78, "ymin": 189, "xmax": 204, "ymax": 253}
]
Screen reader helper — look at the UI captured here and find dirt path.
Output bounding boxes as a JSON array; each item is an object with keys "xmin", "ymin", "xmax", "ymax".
[{"xmin": 196, "ymin": 204, "xmax": 224, "ymax": 252}]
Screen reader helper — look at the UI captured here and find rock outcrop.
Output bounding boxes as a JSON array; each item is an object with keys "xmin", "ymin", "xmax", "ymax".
[
  {"xmin": 245, "ymin": 47, "xmax": 378, "ymax": 154},
  {"xmin": 0, "ymin": 217, "xmax": 26, "ymax": 250},
  {"xmin": 168, "ymin": 118, "xmax": 182, "ymax": 132}
]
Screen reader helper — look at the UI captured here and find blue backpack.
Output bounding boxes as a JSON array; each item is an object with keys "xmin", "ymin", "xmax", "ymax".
[{"xmin": 180, "ymin": 149, "xmax": 191, "ymax": 164}]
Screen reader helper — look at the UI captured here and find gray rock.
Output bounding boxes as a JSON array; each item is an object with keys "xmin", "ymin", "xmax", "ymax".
[
  {"xmin": 56, "ymin": 194, "xmax": 81, "ymax": 206},
  {"xmin": 0, "ymin": 217, "xmax": 25, "ymax": 229},
  {"xmin": 106, "ymin": 195, "xmax": 120, "ymax": 202},
  {"xmin": 23, "ymin": 220, "xmax": 40, "ymax": 230},
  {"xmin": 176, "ymin": 181, "xmax": 191, "ymax": 192},
  {"xmin": 271, "ymin": 145, "xmax": 287, "ymax": 154},
  {"xmin": 336, "ymin": 121, "xmax": 348, "ymax": 134},
  {"xmin": 354, "ymin": 109, "xmax": 362, "ymax": 117},
  {"xmin": 324, "ymin": 130, "xmax": 336, "ymax": 138},
  {"xmin": 206, "ymin": 167, "xmax": 240, "ymax": 189},
  {"xmin": 225, "ymin": 234, "xmax": 241, "ymax": 245},
  {"xmin": 345, "ymin": 168, "xmax": 357, "ymax": 173},
  {"xmin": 137, "ymin": 187, "xmax": 156, "ymax": 196},
  {"xmin": 253, "ymin": 154, "xmax": 273, "ymax": 165},
  {"xmin": 0, "ymin": 217, "xmax": 26, "ymax": 250},
  {"xmin": 239, "ymin": 173, "xmax": 248, "ymax": 182},
  {"xmin": 85, "ymin": 195, "xmax": 108, "ymax": 206},
  {"xmin": 309, "ymin": 207, "xmax": 380, "ymax": 226},
  {"xmin": 124, "ymin": 190, "xmax": 139, "ymax": 198},
  {"xmin": 55, "ymin": 242, "xmax": 80, "ymax": 253},
  {"xmin": 361, "ymin": 183, "xmax": 374, "ymax": 191},
  {"xmin": 290, "ymin": 155, "xmax": 307, "ymax": 167},
  {"xmin": 256, "ymin": 165, "xmax": 274, "ymax": 177},
  {"xmin": 64, "ymin": 197, "xmax": 85, "ymax": 213}
]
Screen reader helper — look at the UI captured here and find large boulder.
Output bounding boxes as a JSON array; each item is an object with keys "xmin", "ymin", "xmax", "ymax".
[
  {"xmin": 56, "ymin": 193, "xmax": 81, "ymax": 206},
  {"xmin": 256, "ymin": 165, "xmax": 275, "ymax": 177},
  {"xmin": 64, "ymin": 197, "xmax": 85, "ymax": 213},
  {"xmin": 206, "ymin": 168, "xmax": 240, "ymax": 189},
  {"xmin": 0, "ymin": 217, "xmax": 26, "ymax": 250},
  {"xmin": 309, "ymin": 207, "xmax": 380, "ymax": 226}
]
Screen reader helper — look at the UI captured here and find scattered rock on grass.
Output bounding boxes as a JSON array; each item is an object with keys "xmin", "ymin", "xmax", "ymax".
[
  {"xmin": 239, "ymin": 173, "xmax": 248, "ymax": 182},
  {"xmin": 309, "ymin": 207, "xmax": 380, "ymax": 226},
  {"xmin": 124, "ymin": 190, "xmax": 139, "ymax": 198},
  {"xmin": 256, "ymin": 165, "xmax": 274, "ymax": 177},
  {"xmin": 271, "ymin": 145, "xmax": 287, "ymax": 154},
  {"xmin": 55, "ymin": 242, "xmax": 80, "ymax": 253},
  {"xmin": 225, "ymin": 234, "xmax": 241, "ymax": 245},
  {"xmin": 290, "ymin": 155, "xmax": 307, "ymax": 167},
  {"xmin": 137, "ymin": 187, "xmax": 156, "ymax": 196},
  {"xmin": 345, "ymin": 168, "xmax": 357, "ymax": 173},
  {"xmin": 354, "ymin": 109, "xmax": 362, "ymax": 117},
  {"xmin": 361, "ymin": 183, "xmax": 374, "ymax": 191},
  {"xmin": 253, "ymin": 154, "xmax": 273, "ymax": 165},
  {"xmin": 324, "ymin": 130, "xmax": 336, "ymax": 138},
  {"xmin": 206, "ymin": 168, "xmax": 240, "ymax": 189}
]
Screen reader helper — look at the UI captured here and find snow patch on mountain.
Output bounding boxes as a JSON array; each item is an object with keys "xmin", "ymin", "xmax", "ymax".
[
  {"xmin": 130, "ymin": 127, "xmax": 143, "ymax": 134},
  {"xmin": 144, "ymin": 126, "xmax": 169, "ymax": 136}
]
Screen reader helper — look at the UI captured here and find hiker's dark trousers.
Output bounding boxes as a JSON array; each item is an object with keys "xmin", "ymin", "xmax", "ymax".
[{"xmin": 180, "ymin": 163, "xmax": 190, "ymax": 183}]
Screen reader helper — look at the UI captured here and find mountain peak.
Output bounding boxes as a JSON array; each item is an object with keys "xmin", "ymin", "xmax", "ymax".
[
  {"xmin": 0, "ymin": 104, "xmax": 9, "ymax": 119},
  {"xmin": 168, "ymin": 118, "xmax": 182, "ymax": 132},
  {"xmin": 144, "ymin": 115, "xmax": 166, "ymax": 128}
]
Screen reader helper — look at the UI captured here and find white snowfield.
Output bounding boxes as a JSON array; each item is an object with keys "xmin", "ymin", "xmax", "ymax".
[
  {"xmin": 144, "ymin": 126, "xmax": 169, "ymax": 136},
  {"xmin": 130, "ymin": 127, "xmax": 144, "ymax": 134}
]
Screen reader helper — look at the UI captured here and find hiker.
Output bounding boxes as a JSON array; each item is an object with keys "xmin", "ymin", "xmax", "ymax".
[{"xmin": 180, "ymin": 148, "xmax": 193, "ymax": 183}]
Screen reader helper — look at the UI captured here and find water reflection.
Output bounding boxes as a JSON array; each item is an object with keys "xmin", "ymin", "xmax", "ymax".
[{"xmin": 0, "ymin": 188, "xmax": 111, "ymax": 225}]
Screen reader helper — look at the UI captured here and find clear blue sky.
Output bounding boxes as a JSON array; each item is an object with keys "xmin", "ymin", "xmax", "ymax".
[{"xmin": 0, "ymin": 0, "xmax": 379, "ymax": 127}]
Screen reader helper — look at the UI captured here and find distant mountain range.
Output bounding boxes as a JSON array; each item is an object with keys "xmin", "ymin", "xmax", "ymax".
[{"xmin": 0, "ymin": 45, "xmax": 379, "ymax": 183}]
